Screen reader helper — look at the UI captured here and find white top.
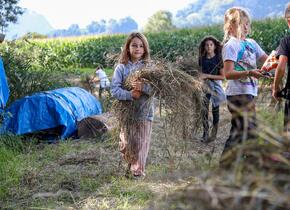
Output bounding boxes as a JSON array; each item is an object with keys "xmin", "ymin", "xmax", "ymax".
[
  {"xmin": 222, "ymin": 37, "xmax": 265, "ymax": 96},
  {"xmin": 95, "ymin": 68, "xmax": 110, "ymax": 89}
]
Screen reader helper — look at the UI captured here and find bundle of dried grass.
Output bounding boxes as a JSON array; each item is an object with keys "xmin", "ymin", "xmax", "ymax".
[
  {"xmin": 150, "ymin": 135, "xmax": 290, "ymax": 210},
  {"xmin": 175, "ymin": 54, "xmax": 200, "ymax": 77},
  {"xmin": 111, "ymin": 60, "xmax": 205, "ymax": 141}
]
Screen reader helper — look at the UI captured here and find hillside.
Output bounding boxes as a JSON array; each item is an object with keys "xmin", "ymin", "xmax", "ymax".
[
  {"xmin": 6, "ymin": 10, "xmax": 54, "ymax": 40},
  {"xmin": 175, "ymin": 0, "xmax": 289, "ymax": 27}
]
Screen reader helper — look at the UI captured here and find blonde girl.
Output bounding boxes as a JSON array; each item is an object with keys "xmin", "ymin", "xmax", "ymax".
[
  {"xmin": 111, "ymin": 32, "xmax": 153, "ymax": 179},
  {"xmin": 222, "ymin": 7, "xmax": 268, "ymax": 152}
]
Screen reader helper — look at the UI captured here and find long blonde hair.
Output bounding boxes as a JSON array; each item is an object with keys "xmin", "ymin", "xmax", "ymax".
[
  {"xmin": 119, "ymin": 32, "xmax": 150, "ymax": 64},
  {"xmin": 284, "ymin": 2, "xmax": 290, "ymax": 18},
  {"xmin": 223, "ymin": 7, "xmax": 251, "ymax": 43}
]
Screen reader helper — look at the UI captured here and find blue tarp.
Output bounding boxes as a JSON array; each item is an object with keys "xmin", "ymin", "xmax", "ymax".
[
  {"xmin": 1, "ymin": 87, "xmax": 102, "ymax": 139},
  {"xmin": 0, "ymin": 57, "xmax": 10, "ymax": 109}
]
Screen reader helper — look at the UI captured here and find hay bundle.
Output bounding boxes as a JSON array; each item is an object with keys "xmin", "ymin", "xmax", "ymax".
[
  {"xmin": 217, "ymin": 138, "xmax": 290, "ymax": 209},
  {"xmin": 150, "ymin": 136, "xmax": 290, "ymax": 210},
  {"xmin": 111, "ymin": 61, "xmax": 205, "ymax": 140}
]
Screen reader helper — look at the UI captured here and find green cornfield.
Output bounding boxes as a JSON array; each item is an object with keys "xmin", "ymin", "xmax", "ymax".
[{"xmin": 0, "ymin": 18, "xmax": 288, "ymax": 69}]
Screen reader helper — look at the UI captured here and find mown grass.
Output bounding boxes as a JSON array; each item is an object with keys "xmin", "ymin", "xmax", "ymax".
[
  {"xmin": 0, "ymin": 103, "xmax": 286, "ymax": 209},
  {"xmin": 0, "ymin": 138, "xmax": 96, "ymax": 208},
  {"xmin": 0, "ymin": 132, "xmax": 180, "ymax": 209}
]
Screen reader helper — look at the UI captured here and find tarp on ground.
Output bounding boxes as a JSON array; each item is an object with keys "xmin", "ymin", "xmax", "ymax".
[
  {"xmin": 1, "ymin": 87, "xmax": 102, "ymax": 139},
  {"xmin": 0, "ymin": 57, "xmax": 10, "ymax": 109}
]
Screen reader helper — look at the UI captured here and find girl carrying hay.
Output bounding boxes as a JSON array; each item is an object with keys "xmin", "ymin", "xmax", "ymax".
[
  {"xmin": 111, "ymin": 32, "xmax": 153, "ymax": 179},
  {"xmin": 198, "ymin": 36, "xmax": 226, "ymax": 143}
]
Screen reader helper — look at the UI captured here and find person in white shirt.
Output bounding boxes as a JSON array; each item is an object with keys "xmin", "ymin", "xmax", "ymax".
[
  {"xmin": 94, "ymin": 65, "xmax": 110, "ymax": 98},
  {"xmin": 222, "ymin": 7, "xmax": 268, "ymax": 154}
]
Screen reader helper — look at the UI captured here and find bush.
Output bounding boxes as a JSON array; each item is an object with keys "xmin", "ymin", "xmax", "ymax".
[{"xmin": 0, "ymin": 41, "xmax": 70, "ymax": 104}]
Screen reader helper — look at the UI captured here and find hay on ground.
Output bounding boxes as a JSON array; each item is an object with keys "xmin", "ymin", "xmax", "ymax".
[{"xmin": 149, "ymin": 132, "xmax": 290, "ymax": 210}]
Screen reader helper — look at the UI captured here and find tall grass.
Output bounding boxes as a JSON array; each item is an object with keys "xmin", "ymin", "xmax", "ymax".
[
  {"xmin": 0, "ymin": 134, "xmax": 26, "ymax": 199},
  {"xmin": 0, "ymin": 41, "xmax": 70, "ymax": 105}
]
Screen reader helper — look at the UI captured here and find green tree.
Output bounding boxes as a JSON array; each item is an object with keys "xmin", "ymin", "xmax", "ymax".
[
  {"xmin": 144, "ymin": 10, "xmax": 176, "ymax": 33},
  {"xmin": 0, "ymin": 0, "xmax": 24, "ymax": 33},
  {"xmin": 20, "ymin": 32, "xmax": 48, "ymax": 40}
]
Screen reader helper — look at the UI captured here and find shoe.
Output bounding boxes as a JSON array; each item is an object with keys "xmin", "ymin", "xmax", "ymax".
[
  {"xmin": 132, "ymin": 173, "xmax": 145, "ymax": 180},
  {"xmin": 208, "ymin": 124, "xmax": 218, "ymax": 142},
  {"xmin": 201, "ymin": 131, "xmax": 209, "ymax": 143}
]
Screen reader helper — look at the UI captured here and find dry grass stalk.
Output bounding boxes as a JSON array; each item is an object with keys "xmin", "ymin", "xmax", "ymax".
[{"xmin": 150, "ymin": 132, "xmax": 290, "ymax": 210}]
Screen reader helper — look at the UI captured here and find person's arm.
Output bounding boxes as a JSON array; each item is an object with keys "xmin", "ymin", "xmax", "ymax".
[
  {"xmin": 224, "ymin": 60, "xmax": 248, "ymax": 79},
  {"xmin": 272, "ymin": 55, "xmax": 288, "ymax": 100},
  {"xmin": 223, "ymin": 60, "xmax": 263, "ymax": 80},
  {"xmin": 222, "ymin": 41, "xmax": 263, "ymax": 80},
  {"xmin": 92, "ymin": 76, "xmax": 100, "ymax": 83},
  {"xmin": 224, "ymin": 60, "xmax": 263, "ymax": 80},
  {"xmin": 131, "ymin": 80, "xmax": 152, "ymax": 96},
  {"xmin": 202, "ymin": 68, "xmax": 225, "ymax": 80},
  {"xmin": 111, "ymin": 65, "xmax": 134, "ymax": 101}
]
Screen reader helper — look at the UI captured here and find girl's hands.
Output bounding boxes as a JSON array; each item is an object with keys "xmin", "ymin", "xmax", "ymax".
[
  {"xmin": 132, "ymin": 89, "xmax": 141, "ymax": 99},
  {"xmin": 131, "ymin": 79, "xmax": 144, "ymax": 99},
  {"xmin": 200, "ymin": 73, "xmax": 209, "ymax": 80},
  {"xmin": 248, "ymin": 69, "xmax": 263, "ymax": 79},
  {"xmin": 132, "ymin": 80, "xmax": 144, "ymax": 91}
]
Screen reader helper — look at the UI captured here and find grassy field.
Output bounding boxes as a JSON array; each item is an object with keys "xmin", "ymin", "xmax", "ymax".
[
  {"xmin": 0, "ymin": 109, "xmax": 225, "ymax": 209},
  {"xmin": 0, "ymin": 69, "xmax": 287, "ymax": 209},
  {"xmin": 0, "ymin": 96, "xmax": 285, "ymax": 209},
  {"xmin": 0, "ymin": 16, "xmax": 288, "ymax": 208}
]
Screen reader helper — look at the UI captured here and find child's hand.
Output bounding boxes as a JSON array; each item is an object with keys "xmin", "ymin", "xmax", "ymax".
[
  {"xmin": 200, "ymin": 73, "xmax": 208, "ymax": 80},
  {"xmin": 132, "ymin": 80, "xmax": 144, "ymax": 91},
  {"xmin": 249, "ymin": 69, "xmax": 263, "ymax": 79},
  {"xmin": 272, "ymin": 89, "xmax": 282, "ymax": 102},
  {"xmin": 132, "ymin": 89, "xmax": 141, "ymax": 99}
]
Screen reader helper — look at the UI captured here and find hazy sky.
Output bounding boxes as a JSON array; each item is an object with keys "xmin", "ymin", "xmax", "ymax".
[{"xmin": 19, "ymin": 0, "xmax": 196, "ymax": 29}]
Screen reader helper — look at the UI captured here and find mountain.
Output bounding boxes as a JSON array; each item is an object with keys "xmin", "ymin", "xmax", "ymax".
[
  {"xmin": 6, "ymin": 10, "xmax": 54, "ymax": 40},
  {"xmin": 49, "ymin": 17, "xmax": 138, "ymax": 38},
  {"xmin": 5, "ymin": 9, "xmax": 138, "ymax": 38},
  {"xmin": 174, "ymin": 0, "xmax": 288, "ymax": 28}
]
